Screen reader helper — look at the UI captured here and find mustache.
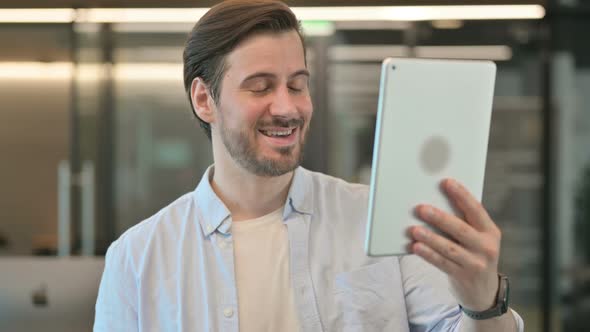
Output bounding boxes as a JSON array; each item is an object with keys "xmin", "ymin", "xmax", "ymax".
[{"xmin": 258, "ymin": 117, "xmax": 304, "ymax": 128}]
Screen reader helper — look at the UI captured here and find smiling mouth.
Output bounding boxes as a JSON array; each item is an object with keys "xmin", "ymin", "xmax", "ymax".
[
  {"xmin": 257, "ymin": 117, "xmax": 304, "ymax": 139},
  {"xmin": 259, "ymin": 128, "xmax": 295, "ymax": 137},
  {"xmin": 258, "ymin": 128, "xmax": 295, "ymax": 137}
]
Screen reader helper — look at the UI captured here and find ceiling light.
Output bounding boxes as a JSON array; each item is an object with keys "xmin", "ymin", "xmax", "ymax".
[
  {"xmin": 330, "ymin": 45, "xmax": 512, "ymax": 62},
  {"xmin": 431, "ymin": 20, "xmax": 464, "ymax": 29},
  {"xmin": 416, "ymin": 45, "xmax": 512, "ymax": 60},
  {"xmin": 113, "ymin": 63, "xmax": 182, "ymax": 81},
  {"xmin": 0, "ymin": 62, "xmax": 183, "ymax": 81},
  {"xmin": 0, "ymin": 5, "xmax": 545, "ymax": 24},
  {"xmin": 0, "ymin": 62, "xmax": 72, "ymax": 79},
  {"xmin": 292, "ymin": 5, "xmax": 544, "ymax": 21},
  {"xmin": 75, "ymin": 8, "xmax": 208, "ymax": 23},
  {"xmin": 0, "ymin": 9, "xmax": 75, "ymax": 23}
]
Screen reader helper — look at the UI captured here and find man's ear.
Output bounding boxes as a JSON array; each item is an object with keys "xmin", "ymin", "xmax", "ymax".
[{"xmin": 190, "ymin": 77, "xmax": 216, "ymax": 125}]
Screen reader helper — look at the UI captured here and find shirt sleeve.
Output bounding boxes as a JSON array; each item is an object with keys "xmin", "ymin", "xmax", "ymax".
[
  {"xmin": 399, "ymin": 255, "xmax": 462, "ymax": 332},
  {"xmin": 94, "ymin": 240, "xmax": 139, "ymax": 332},
  {"xmin": 510, "ymin": 308, "xmax": 525, "ymax": 332},
  {"xmin": 399, "ymin": 255, "xmax": 525, "ymax": 332}
]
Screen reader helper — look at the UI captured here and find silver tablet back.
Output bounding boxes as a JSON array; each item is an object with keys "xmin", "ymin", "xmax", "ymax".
[{"xmin": 365, "ymin": 57, "xmax": 496, "ymax": 256}]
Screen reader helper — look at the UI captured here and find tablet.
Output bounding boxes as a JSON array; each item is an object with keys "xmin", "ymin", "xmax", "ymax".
[{"xmin": 365, "ymin": 57, "xmax": 496, "ymax": 257}]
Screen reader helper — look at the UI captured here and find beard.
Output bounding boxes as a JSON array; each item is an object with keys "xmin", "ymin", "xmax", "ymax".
[{"xmin": 219, "ymin": 115, "xmax": 307, "ymax": 177}]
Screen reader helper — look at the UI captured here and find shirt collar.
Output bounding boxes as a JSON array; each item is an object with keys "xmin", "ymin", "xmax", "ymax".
[
  {"xmin": 193, "ymin": 165, "xmax": 231, "ymax": 237},
  {"xmin": 283, "ymin": 166, "xmax": 314, "ymax": 219},
  {"xmin": 193, "ymin": 165, "xmax": 315, "ymax": 236}
]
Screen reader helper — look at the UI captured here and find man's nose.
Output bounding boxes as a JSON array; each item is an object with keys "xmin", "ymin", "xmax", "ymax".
[{"xmin": 269, "ymin": 86, "xmax": 297, "ymax": 117}]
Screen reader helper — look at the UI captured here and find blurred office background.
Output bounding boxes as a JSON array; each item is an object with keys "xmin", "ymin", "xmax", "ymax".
[{"xmin": 0, "ymin": 0, "xmax": 588, "ymax": 331}]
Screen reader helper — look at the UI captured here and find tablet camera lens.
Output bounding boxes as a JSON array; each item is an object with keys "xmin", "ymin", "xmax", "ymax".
[{"xmin": 391, "ymin": 65, "xmax": 396, "ymax": 70}]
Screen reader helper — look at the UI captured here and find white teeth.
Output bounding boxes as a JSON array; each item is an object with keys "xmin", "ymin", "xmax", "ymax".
[{"xmin": 262, "ymin": 129, "xmax": 293, "ymax": 137}]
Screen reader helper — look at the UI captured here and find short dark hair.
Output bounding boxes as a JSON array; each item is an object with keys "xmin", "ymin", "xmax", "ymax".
[{"xmin": 183, "ymin": 0, "xmax": 305, "ymax": 139}]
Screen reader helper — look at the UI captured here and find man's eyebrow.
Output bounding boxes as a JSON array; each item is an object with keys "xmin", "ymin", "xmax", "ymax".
[
  {"xmin": 289, "ymin": 69, "xmax": 310, "ymax": 79},
  {"xmin": 240, "ymin": 69, "xmax": 310, "ymax": 84},
  {"xmin": 241, "ymin": 72, "xmax": 276, "ymax": 84}
]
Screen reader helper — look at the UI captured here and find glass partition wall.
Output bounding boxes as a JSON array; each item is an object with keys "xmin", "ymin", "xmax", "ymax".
[{"xmin": 0, "ymin": 24, "xmax": 72, "ymax": 256}]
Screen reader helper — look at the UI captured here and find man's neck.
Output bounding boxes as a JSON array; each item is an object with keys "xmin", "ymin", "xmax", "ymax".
[{"xmin": 210, "ymin": 160, "xmax": 294, "ymax": 222}]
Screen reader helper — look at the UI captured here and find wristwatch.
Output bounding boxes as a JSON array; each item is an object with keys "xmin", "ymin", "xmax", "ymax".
[{"xmin": 459, "ymin": 274, "xmax": 510, "ymax": 320}]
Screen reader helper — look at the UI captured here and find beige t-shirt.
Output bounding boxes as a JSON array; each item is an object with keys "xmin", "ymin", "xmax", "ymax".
[{"xmin": 232, "ymin": 208, "xmax": 300, "ymax": 332}]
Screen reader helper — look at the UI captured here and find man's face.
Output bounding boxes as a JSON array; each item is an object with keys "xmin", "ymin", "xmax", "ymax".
[{"xmin": 212, "ymin": 30, "xmax": 312, "ymax": 177}]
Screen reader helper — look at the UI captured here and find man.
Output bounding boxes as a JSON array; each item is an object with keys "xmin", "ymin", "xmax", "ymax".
[{"xmin": 94, "ymin": 1, "xmax": 524, "ymax": 331}]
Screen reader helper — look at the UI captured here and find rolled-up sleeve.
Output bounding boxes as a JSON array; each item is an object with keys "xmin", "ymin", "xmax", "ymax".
[
  {"xmin": 94, "ymin": 240, "xmax": 138, "ymax": 332},
  {"xmin": 509, "ymin": 308, "xmax": 525, "ymax": 332},
  {"xmin": 400, "ymin": 255, "xmax": 462, "ymax": 331},
  {"xmin": 400, "ymin": 255, "xmax": 524, "ymax": 332}
]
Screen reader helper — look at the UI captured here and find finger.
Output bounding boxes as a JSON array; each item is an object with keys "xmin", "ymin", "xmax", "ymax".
[
  {"xmin": 411, "ymin": 226, "xmax": 482, "ymax": 271},
  {"xmin": 415, "ymin": 204, "xmax": 482, "ymax": 250},
  {"xmin": 443, "ymin": 179, "xmax": 494, "ymax": 231},
  {"xmin": 411, "ymin": 241, "xmax": 461, "ymax": 277},
  {"xmin": 405, "ymin": 241, "xmax": 416, "ymax": 253}
]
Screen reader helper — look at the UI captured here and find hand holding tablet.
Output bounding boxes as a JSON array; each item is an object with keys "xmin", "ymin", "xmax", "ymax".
[{"xmin": 364, "ymin": 57, "xmax": 514, "ymax": 325}]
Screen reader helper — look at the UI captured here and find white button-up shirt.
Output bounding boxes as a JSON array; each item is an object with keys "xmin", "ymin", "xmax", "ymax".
[{"xmin": 94, "ymin": 166, "xmax": 524, "ymax": 332}]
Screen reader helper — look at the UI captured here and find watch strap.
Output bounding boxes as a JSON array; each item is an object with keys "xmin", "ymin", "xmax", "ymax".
[{"xmin": 459, "ymin": 274, "xmax": 510, "ymax": 320}]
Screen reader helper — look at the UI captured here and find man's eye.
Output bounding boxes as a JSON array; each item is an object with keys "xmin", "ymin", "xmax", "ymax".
[
  {"xmin": 250, "ymin": 85, "xmax": 271, "ymax": 93},
  {"xmin": 289, "ymin": 85, "xmax": 305, "ymax": 93},
  {"xmin": 289, "ymin": 77, "xmax": 308, "ymax": 93}
]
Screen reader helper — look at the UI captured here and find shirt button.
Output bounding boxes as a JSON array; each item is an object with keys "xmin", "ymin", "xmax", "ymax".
[
  {"xmin": 223, "ymin": 307, "xmax": 234, "ymax": 318},
  {"xmin": 218, "ymin": 241, "xmax": 227, "ymax": 249},
  {"xmin": 206, "ymin": 224, "xmax": 213, "ymax": 233}
]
